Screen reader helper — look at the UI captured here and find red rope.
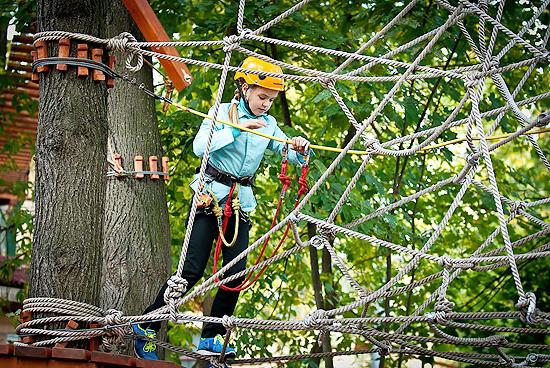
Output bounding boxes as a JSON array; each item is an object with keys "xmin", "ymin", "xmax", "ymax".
[
  {"xmin": 212, "ymin": 182, "xmax": 237, "ymax": 284},
  {"xmin": 214, "ymin": 161, "xmax": 310, "ymax": 292}
]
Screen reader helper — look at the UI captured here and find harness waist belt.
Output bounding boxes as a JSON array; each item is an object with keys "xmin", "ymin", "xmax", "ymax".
[{"xmin": 198, "ymin": 164, "xmax": 254, "ymax": 187}]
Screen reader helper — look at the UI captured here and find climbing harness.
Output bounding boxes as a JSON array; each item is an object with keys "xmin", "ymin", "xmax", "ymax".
[{"xmin": 213, "ymin": 146, "xmax": 310, "ymax": 292}]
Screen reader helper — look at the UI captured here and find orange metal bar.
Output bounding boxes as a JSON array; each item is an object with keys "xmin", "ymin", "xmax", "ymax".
[{"xmin": 122, "ymin": 0, "xmax": 192, "ymax": 91}]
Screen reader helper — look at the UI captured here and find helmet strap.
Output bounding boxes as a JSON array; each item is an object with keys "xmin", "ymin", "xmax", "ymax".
[{"xmin": 236, "ymin": 81, "xmax": 256, "ymax": 116}]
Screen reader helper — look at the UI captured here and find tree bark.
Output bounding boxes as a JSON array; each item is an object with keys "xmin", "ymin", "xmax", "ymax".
[
  {"xmin": 100, "ymin": 0, "xmax": 171, "ymax": 326},
  {"xmin": 30, "ymin": 0, "xmax": 108, "ymax": 307}
]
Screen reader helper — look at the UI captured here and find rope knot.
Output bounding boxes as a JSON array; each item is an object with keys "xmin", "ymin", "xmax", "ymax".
[
  {"xmin": 488, "ymin": 335, "xmax": 507, "ymax": 347},
  {"xmin": 104, "ymin": 308, "xmax": 124, "ymax": 326},
  {"xmin": 303, "ymin": 309, "xmax": 327, "ymax": 329},
  {"xmin": 223, "ymin": 35, "xmax": 241, "ymax": 52},
  {"xmin": 317, "ymin": 77, "xmax": 336, "ymax": 89},
  {"xmin": 318, "ymin": 227, "xmax": 336, "ymax": 242},
  {"xmin": 288, "ymin": 213, "xmax": 299, "ymax": 224},
  {"xmin": 466, "ymin": 154, "xmax": 480, "ymax": 166},
  {"xmin": 163, "ymin": 276, "xmax": 188, "ymax": 304},
  {"xmin": 309, "ymin": 235, "xmax": 327, "ymax": 250},
  {"xmin": 102, "ymin": 310, "xmax": 129, "ymax": 352},
  {"xmin": 535, "ymin": 111, "xmax": 549, "ymax": 128},
  {"xmin": 240, "ymin": 28, "xmax": 253, "ymax": 36},
  {"xmin": 510, "ymin": 200, "xmax": 526, "ymax": 214},
  {"xmin": 425, "ymin": 311, "xmax": 448, "ymax": 324},
  {"xmin": 107, "ymin": 32, "xmax": 143, "ymax": 73},
  {"xmin": 222, "ymin": 315, "xmax": 237, "ymax": 330},
  {"xmin": 464, "ymin": 75, "xmax": 478, "ymax": 89},
  {"xmin": 438, "ymin": 255, "xmax": 453, "ymax": 269},
  {"xmin": 516, "ymin": 292, "xmax": 539, "ymax": 324},
  {"xmin": 483, "ymin": 56, "xmax": 499, "ymax": 70},
  {"xmin": 209, "ymin": 357, "xmax": 226, "ymax": 368},
  {"xmin": 106, "ymin": 32, "xmax": 135, "ymax": 51},
  {"xmin": 231, "ymin": 197, "xmax": 241, "ymax": 211},
  {"xmin": 526, "ymin": 353, "xmax": 538, "ymax": 364},
  {"xmin": 434, "ymin": 299, "xmax": 455, "ymax": 315}
]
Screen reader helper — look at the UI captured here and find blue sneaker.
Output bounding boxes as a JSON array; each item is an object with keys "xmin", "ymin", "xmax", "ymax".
[
  {"xmin": 132, "ymin": 324, "xmax": 159, "ymax": 360},
  {"xmin": 196, "ymin": 334, "xmax": 236, "ymax": 357}
]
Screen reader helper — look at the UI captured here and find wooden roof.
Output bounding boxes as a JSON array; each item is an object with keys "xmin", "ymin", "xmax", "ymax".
[{"xmin": 0, "ymin": 33, "xmax": 38, "ymax": 198}]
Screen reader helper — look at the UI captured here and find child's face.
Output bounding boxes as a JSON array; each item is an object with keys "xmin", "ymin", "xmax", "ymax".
[{"xmin": 243, "ymin": 84, "xmax": 279, "ymax": 117}]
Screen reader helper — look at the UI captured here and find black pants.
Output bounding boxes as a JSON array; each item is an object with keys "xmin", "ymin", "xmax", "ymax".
[{"xmin": 143, "ymin": 211, "xmax": 250, "ymax": 338}]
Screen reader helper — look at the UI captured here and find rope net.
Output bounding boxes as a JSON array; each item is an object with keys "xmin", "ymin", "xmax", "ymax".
[{"xmin": 22, "ymin": 0, "xmax": 550, "ymax": 366}]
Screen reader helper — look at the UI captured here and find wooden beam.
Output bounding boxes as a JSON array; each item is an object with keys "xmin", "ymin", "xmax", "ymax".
[{"xmin": 122, "ymin": 0, "xmax": 192, "ymax": 91}]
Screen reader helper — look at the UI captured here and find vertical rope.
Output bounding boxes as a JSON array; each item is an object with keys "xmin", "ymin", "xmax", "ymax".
[{"xmin": 176, "ymin": 50, "xmax": 234, "ymax": 278}]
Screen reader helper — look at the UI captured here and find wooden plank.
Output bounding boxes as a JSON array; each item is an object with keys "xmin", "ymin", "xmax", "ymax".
[
  {"xmin": 122, "ymin": 0, "xmax": 192, "ymax": 91},
  {"xmin": 8, "ymin": 52, "xmax": 33, "ymax": 63},
  {"xmin": 12, "ymin": 35, "xmax": 33, "ymax": 44},
  {"xmin": 11, "ymin": 43, "xmax": 34, "ymax": 54},
  {"xmin": 7, "ymin": 60, "xmax": 32, "ymax": 73}
]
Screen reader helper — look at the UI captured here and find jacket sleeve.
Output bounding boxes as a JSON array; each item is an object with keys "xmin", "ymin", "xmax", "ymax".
[
  {"xmin": 193, "ymin": 105, "xmax": 238, "ymax": 157},
  {"xmin": 267, "ymin": 121, "xmax": 308, "ymax": 165}
]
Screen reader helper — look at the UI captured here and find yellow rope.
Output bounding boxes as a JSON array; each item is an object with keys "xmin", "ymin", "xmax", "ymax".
[
  {"xmin": 417, "ymin": 127, "xmax": 550, "ymax": 153},
  {"xmin": 173, "ymin": 103, "xmax": 548, "ymax": 156}
]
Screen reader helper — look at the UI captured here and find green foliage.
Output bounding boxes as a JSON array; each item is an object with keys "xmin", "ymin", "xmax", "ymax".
[
  {"xmin": 151, "ymin": 1, "xmax": 550, "ymax": 366},
  {"xmin": 1, "ymin": 0, "xmax": 548, "ymax": 366}
]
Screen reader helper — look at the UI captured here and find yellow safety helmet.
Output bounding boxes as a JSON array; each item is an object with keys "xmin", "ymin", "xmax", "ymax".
[{"xmin": 234, "ymin": 56, "xmax": 285, "ymax": 91}]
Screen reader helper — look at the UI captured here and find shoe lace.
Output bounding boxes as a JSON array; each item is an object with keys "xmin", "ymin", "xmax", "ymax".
[
  {"xmin": 142, "ymin": 329, "xmax": 157, "ymax": 353},
  {"xmin": 214, "ymin": 335, "xmax": 224, "ymax": 346},
  {"xmin": 143, "ymin": 340, "xmax": 157, "ymax": 353}
]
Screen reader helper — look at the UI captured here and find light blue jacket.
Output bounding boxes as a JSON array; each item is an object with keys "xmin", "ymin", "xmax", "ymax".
[{"xmin": 191, "ymin": 98, "xmax": 307, "ymax": 212}]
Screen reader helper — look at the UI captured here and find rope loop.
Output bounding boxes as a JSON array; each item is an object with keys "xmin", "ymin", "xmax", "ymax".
[
  {"xmin": 107, "ymin": 32, "xmax": 143, "ymax": 73},
  {"xmin": 526, "ymin": 353, "xmax": 539, "ymax": 364}
]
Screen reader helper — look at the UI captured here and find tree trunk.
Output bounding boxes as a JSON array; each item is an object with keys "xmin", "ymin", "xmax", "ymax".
[
  {"xmin": 30, "ymin": 0, "xmax": 108, "ymax": 308},
  {"xmin": 321, "ymin": 246, "xmax": 335, "ymax": 368},
  {"xmin": 307, "ymin": 223, "xmax": 323, "ymax": 367},
  {"xmin": 101, "ymin": 0, "xmax": 171, "ymax": 329}
]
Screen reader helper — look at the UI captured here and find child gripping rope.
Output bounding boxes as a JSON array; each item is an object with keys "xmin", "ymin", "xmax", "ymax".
[{"xmin": 133, "ymin": 56, "xmax": 311, "ymax": 361}]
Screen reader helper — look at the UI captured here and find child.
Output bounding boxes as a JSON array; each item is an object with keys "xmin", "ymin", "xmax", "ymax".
[{"xmin": 134, "ymin": 56, "xmax": 310, "ymax": 360}]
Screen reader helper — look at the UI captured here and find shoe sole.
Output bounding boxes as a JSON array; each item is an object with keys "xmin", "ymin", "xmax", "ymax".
[{"xmin": 196, "ymin": 349, "xmax": 236, "ymax": 357}]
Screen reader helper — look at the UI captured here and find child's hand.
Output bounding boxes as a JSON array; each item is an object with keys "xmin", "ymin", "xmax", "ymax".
[
  {"xmin": 239, "ymin": 119, "xmax": 267, "ymax": 129},
  {"xmin": 291, "ymin": 136, "xmax": 310, "ymax": 154}
]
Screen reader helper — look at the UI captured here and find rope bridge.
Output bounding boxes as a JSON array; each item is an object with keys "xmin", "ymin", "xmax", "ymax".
[{"xmin": 19, "ymin": 0, "xmax": 550, "ymax": 366}]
